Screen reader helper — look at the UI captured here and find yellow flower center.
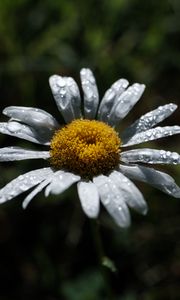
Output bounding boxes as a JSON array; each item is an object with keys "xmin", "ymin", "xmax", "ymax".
[{"xmin": 50, "ymin": 119, "xmax": 121, "ymax": 178}]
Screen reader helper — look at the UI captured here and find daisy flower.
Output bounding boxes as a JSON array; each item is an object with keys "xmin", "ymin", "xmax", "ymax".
[{"xmin": 0, "ymin": 68, "xmax": 180, "ymax": 227}]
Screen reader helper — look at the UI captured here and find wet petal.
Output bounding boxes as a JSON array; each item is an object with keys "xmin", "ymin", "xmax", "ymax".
[
  {"xmin": 121, "ymin": 103, "xmax": 177, "ymax": 141},
  {"xmin": 45, "ymin": 171, "xmax": 80, "ymax": 196},
  {"xmin": 49, "ymin": 75, "xmax": 82, "ymax": 123},
  {"xmin": 0, "ymin": 146, "xmax": 50, "ymax": 161},
  {"xmin": 119, "ymin": 164, "xmax": 180, "ymax": 198},
  {"xmin": 22, "ymin": 177, "xmax": 52, "ymax": 209},
  {"xmin": 0, "ymin": 167, "xmax": 54, "ymax": 203},
  {"xmin": 80, "ymin": 68, "xmax": 99, "ymax": 119},
  {"xmin": 93, "ymin": 175, "xmax": 131, "ymax": 227},
  {"xmin": 0, "ymin": 121, "xmax": 51, "ymax": 145},
  {"xmin": 77, "ymin": 180, "xmax": 100, "ymax": 218},
  {"xmin": 122, "ymin": 125, "xmax": 180, "ymax": 147},
  {"xmin": 3, "ymin": 106, "xmax": 59, "ymax": 141},
  {"xmin": 108, "ymin": 83, "xmax": 145, "ymax": 126},
  {"xmin": 121, "ymin": 148, "xmax": 180, "ymax": 164},
  {"xmin": 109, "ymin": 170, "xmax": 147, "ymax": 215},
  {"xmin": 98, "ymin": 79, "xmax": 129, "ymax": 122}
]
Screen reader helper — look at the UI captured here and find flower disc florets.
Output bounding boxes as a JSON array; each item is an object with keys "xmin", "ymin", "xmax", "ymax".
[{"xmin": 50, "ymin": 119, "xmax": 121, "ymax": 178}]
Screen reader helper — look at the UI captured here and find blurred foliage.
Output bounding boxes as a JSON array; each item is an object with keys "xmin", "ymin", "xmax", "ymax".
[{"xmin": 0, "ymin": 0, "xmax": 180, "ymax": 299}]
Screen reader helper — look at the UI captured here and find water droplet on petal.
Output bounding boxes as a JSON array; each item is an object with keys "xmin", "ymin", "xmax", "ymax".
[{"xmin": 7, "ymin": 122, "xmax": 21, "ymax": 133}]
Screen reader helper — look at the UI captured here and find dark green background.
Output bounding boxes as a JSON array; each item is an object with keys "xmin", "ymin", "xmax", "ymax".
[{"xmin": 0, "ymin": 0, "xmax": 180, "ymax": 299}]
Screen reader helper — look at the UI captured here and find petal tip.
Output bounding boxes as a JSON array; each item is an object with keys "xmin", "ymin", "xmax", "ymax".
[
  {"xmin": 2, "ymin": 107, "xmax": 9, "ymax": 116},
  {"xmin": 142, "ymin": 206, "xmax": 148, "ymax": 215},
  {"xmin": 22, "ymin": 201, "xmax": 27, "ymax": 209}
]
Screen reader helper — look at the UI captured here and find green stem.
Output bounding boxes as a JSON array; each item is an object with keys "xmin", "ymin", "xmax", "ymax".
[{"xmin": 90, "ymin": 220, "xmax": 115, "ymax": 299}]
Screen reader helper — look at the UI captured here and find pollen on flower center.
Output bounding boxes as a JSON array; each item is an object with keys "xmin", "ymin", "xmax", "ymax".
[{"xmin": 49, "ymin": 119, "xmax": 121, "ymax": 178}]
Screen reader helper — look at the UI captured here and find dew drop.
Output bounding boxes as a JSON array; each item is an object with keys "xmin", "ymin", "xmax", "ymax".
[
  {"xmin": 7, "ymin": 122, "xmax": 21, "ymax": 133},
  {"xmin": 58, "ymin": 78, "xmax": 66, "ymax": 88}
]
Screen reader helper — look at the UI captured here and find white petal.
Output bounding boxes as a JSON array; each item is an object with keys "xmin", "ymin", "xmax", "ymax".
[
  {"xmin": 122, "ymin": 125, "xmax": 180, "ymax": 147},
  {"xmin": 119, "ymin": 164, "xmax": 180, "ymax": 198},
  {"xmin": 80, "ymin": 68, "xmax": 99, "ymax": 119},
  {"xmin": 98, "ymin": 79, "xmax": 129, "ymax": 122},
  {"xmin": 121, "ymin": 149, "xmax": 180, "ymax": 165},
  {"xmin": 0, "ymin": 147, "xmax": 50, "ymax": 161},
  {"xmin": 22, "ymin": 177, "xmax": 52, "ymax": 209},
  {"xmin": 49, "ymin": 75, "xmax": 82, "ymax": 123},
  {"xmin": 77, "ymin": 180, "xmax": 100, "ymax": 218},
  {"xmin": 0, "ymin": 167, "xmax": 54, "ymax": 204},
  {"xmin": 108, "ymin": 83, "xmax": 145, "ymax": 126},
  {"xmin": 45, "ymin": 171, "xmax": 80, "ymax": 196},
  {"xmin": 109, "ymin": 170, "xmax": 147, "ymax": 215},
  {"xmin": 93, "ymin": 175, "xmax": 131, "ymax": 227},
  {"xmin": 3, "ymin": 106, "xmax": 59, "ymax": 141},
  {"xmin": 0, "ymin": 121, "xmax": 50, "ymax": 145},
  {"xmin": 121, "ymin": 103, "xmax": 177, "ymax": 141}
]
